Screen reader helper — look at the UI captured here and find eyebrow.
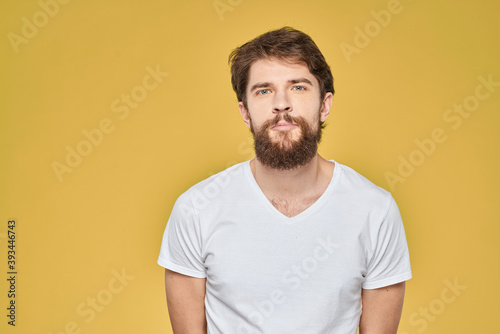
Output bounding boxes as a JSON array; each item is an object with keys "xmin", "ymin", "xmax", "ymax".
[
  {"xmin": 249, "ymin": 78, "xmax": 314, "ymax": 92},
  {"xmin": 249, "ymin": 82, "xmax": 272, "ymax": 92},
  {"xmin": 289, "ymin": 78, "xmax": 314, "ymax": 86}
]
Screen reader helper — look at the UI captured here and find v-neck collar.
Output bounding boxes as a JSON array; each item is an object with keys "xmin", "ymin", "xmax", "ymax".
[{"xmin": 243, "ymin": 160, "xmax": 341, "ymax": 223}]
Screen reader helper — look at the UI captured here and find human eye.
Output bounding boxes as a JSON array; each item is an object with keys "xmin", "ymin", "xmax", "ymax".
[
  {"xmin": 256, "ymin": 89, "xmax": 271, "ymax": 95},
  {"xmin": 292, "ymin": 85, "xmax": 306, "ymax": 91}
]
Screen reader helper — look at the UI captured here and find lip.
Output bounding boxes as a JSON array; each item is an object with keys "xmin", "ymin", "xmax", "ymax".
[{"xmin": 271, "ymin": 122, "xmax": 297, "ymax": 131}]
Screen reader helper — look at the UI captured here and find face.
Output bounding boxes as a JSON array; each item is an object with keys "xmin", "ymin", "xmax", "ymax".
[{"xmin": 238, "ymin": 58, "xmax": 333, "ymax": 170}]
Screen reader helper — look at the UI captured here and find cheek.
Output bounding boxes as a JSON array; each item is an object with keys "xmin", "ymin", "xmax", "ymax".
[
  {"xmin": 246, "ymin": 103, "xmax": 271, "ymax": 127},
  {"xmin": 294, "ymin": 94, "xmax": 320, "ymax": 109},
  {"xmin": 295, "ymin": 98, "xmax": 321, "ymax": 120},
  {"xmin": 247, "ymin": 97, "xmax": 268, "ymax": 114},
  {"xmin": 246, "ymin": 112, "xmax": 264, "ymax": 133}
]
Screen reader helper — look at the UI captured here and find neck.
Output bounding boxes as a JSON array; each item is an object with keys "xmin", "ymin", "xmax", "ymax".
[{"xmin": 250, "ymin": 154, "xmax": 331, "ymax": 196}]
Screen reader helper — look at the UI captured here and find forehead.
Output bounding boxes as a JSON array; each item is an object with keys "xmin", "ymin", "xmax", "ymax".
[{"xmin": 247, "ymin": 58, "xmax": 318, "ymax": 87}]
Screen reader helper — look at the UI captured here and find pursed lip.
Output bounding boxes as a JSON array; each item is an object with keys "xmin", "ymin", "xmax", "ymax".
[{"xmin": 271, "ymin": 122, "xmax": 297, "ymax": 131}]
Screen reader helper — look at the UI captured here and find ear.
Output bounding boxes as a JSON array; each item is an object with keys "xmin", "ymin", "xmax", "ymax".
[
  {"xmin": 238, "ymin": 101, "xmax": 251, "ymax": 129},
  {"xmin": 319, "ymin": 92, "xmax": 333, "ymax": 122}
]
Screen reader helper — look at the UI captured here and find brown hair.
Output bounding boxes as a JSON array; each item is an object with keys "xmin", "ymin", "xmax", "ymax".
[{"xmin": 228, "ymin": 26, "xmax": 334, "ymax": 108}]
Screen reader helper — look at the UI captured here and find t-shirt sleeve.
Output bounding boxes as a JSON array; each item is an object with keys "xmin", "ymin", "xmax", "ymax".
[
  {"xmin": 362, "ymin": 195, "xmax": 412, "ymax": 289},
  {"xmin": 157, "ymin": 192, "xmax": 207, "ymax": 278}
]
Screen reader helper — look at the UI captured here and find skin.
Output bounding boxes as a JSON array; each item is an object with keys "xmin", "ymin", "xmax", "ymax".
[
  {"xmin": 359, "ymin": 282, "xmax": 406, "ymax": 334},
  {"xmin": 164, "ymin": 58, "xmax": 406, "ymax": 333},
  {"xmin": 164, "ymin": 269, "xmax": 206, "ymax": 334},
  {"xmin": 238, "ymin": 58, "xmax": 334, "ymax": 217}
]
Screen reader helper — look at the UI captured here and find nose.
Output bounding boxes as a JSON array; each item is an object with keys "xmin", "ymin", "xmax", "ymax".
[{"xmin": 272, "ymin": 90, "xmax": 292, "ymax": 114}]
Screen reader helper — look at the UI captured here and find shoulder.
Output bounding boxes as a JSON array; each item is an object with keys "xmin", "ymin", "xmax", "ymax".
[
  {"xmin": 333, "ymin": 160, "xmax": 394, "ymax": 210},
  {"xmin": 175, "ymin": 161, "xmax": 249, "ymax": 211}
]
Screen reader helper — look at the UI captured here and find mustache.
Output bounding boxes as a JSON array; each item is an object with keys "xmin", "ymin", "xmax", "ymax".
[
  {"xmin": 250, "ymin": 113, "xmax": 311, "ymax": 135},
  {"xmin": 272, "ymin": 113, "xmax": 294, "ymax": 125},
  {"xmin": 262, "ymin": 113, "xmax": 297, "ymax": 130}
]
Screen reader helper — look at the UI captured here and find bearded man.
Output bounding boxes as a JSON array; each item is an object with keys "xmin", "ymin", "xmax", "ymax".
[{"xmin": 158, "ymin": 27, "xmax": 412, "ymax": 334}]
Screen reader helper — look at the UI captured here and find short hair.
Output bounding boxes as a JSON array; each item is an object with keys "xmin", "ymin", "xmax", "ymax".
[{"xmin": 228, "ymin": 26, "xmax": 334, "ymax": 108}]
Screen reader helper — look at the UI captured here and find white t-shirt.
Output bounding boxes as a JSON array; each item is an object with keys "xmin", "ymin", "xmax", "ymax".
[{"xmin": 158, "ymin": 160, "xmax": 412, "ymax": 334}]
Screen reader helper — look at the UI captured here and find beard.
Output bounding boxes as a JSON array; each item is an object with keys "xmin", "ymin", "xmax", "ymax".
[{"xmin": 250, "ymin": 112, "xmax": 323, "ymax": 170}]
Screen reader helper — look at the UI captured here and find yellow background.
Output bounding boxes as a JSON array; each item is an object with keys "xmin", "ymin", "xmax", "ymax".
[{"xmin": 1, "ymin": 0, "xmax": 499, "ymax": 333}]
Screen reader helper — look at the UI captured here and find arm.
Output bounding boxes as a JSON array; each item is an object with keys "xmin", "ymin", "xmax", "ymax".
[
  {"xmin": 359, "ymin": 281, "xmax": 406, "ymax": 334},
  {"xmin": 164, "ymin": 269, "xmax": 207, "ymax": 334}
]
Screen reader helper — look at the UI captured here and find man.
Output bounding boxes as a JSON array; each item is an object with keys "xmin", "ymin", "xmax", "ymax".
[{"xmin": 158, "ymin": 27, "xmax": 412, "ymax": 333}]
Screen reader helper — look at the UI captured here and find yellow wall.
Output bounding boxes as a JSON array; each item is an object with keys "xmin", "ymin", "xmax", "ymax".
[{"xmin": 1, "ymin": 0, "xmax": 499, "ymax": 333}]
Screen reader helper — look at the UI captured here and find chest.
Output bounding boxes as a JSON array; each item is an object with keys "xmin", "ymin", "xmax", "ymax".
[
  {"xmin": 202, "ymin": 215, "xmax": 368, "ymax": 303},
  {"xmin": 267, "ymin": 193, "xmax": 321, "ymax": 218}
]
